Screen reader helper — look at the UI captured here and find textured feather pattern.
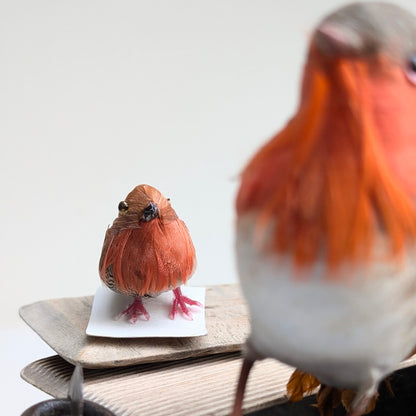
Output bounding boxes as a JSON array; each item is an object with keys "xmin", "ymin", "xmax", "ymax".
[
  {"xmin": 99, "ymin": 185, "xmax": 196, "ymax": 297},
  {"xmin": 286, "ymin": 369, "xmax": 379, "ymax": 415},
  {"xmin": 287, "ymin": 369, "xmax": 320, "ymax": 402}
]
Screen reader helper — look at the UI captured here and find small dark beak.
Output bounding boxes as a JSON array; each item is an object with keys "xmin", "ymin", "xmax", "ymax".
[{"xmin": 141, "ymin": 202, "xmax": 159, "ymax": 222}]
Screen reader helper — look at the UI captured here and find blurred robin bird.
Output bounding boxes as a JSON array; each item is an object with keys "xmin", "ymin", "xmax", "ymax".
[
  {"xmin": 99, "ymin": 184, "xmax": 201, "ymax": 322},
  {"xmin": 232, "ymin": 3, "xmax": 416, "ymax": 416}
]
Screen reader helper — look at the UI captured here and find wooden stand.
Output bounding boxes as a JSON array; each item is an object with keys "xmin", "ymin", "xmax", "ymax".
[
  {"xmin": 19, "ymin": 285, "xmax": 248, "ymax": 369},
  {"xmin": 19, "ymin": 284, "xmax": 416, "ymax": 415}
]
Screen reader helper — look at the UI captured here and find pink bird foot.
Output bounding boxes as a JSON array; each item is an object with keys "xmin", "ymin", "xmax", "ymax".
[
  {"xmin": 169, "ymin": 287, "xmax": 203, "ymax": 320},
  {"xmin": 117, "ymin": 297, "xmax": 150, "ymax": 323}
]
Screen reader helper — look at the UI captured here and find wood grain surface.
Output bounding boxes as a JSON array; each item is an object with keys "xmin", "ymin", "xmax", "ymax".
[
  {"xmin": 21, "ymin": 353, "xmax": 294, "ymax": 416},
  {"xmin": 21, "ymin": 354, "xmax": 416, "ymax": 416},
  {"xmin": 19, "ymin": 285, "xmax": 249, "ymax": 369}
]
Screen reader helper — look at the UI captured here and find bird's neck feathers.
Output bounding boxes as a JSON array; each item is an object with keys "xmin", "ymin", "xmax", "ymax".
[{"xmin": 237, "ymin": 47, "xmax": 416, "ymax": 273}]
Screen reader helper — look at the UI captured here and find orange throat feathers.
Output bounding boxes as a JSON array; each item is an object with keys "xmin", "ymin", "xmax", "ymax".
[{"xmin": 237, "ymin": 47, "xmax": 416, "ymax": 272}]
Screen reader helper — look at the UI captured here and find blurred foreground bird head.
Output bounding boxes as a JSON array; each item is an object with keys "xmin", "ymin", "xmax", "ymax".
[{"xmin": 237, "ymin": 2, "xmax": 416, "ymax": 273}]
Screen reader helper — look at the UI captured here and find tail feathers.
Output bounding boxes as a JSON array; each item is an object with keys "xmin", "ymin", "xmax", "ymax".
[
  {"xmin": 287, "ymin": 369, "xmax": 320, "ymax": 402},
  {"xmin": 287, "ymin": 369, "xmax": 381, "ymax": 416},
  {"xmin": 317, "ymin": 385, "xmax": 378, "ymax": 416}
]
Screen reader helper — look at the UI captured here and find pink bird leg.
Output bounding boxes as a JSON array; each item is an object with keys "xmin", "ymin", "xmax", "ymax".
[
  {"xmin": 117, "ymin": 297, "xmax": 150, "ymax": 323},
  {"xmin": 169, "ymin": 287, "xmax": 202, "ymax": 320}
]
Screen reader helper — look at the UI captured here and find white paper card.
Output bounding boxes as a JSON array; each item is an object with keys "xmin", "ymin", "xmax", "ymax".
[{"xmin": 86, "ymin": 285, "xmax": 207, "ymax": 338}]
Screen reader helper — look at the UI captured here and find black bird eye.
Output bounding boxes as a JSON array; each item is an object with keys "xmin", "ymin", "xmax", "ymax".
[
  {"xmin": 409, "ymin": 55, "xmax": 416, "ymax": 72},
  {"xmin": 118, "ymin": 201, "xmax": 129, "ymax": 213},
  {"xmin": 405, "ymin": 54, "xmax": 416, "ymax": 85}
]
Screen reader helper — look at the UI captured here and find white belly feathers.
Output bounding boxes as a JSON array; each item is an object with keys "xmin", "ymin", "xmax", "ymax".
[{"xmin": 236, "ymin": 214, "xmax": 416, "ymax": 388}]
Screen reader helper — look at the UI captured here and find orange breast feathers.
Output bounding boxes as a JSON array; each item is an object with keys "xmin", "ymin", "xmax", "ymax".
[
  {"xmin": 99, "ymin": 185, "xmax": 196, "ymax": 296},
  {"xmin": 236, "ymin": 44, "xmax": 416, "ymax": 271}
]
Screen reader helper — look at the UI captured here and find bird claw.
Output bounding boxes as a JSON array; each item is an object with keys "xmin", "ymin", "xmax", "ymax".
[
  {"xmin": 116, "ymin": 297, "xmax": 150, "ymax": 323},
  {"xmin": 169, "ymin": 287, "xmax": 202, "ymax": 320}
]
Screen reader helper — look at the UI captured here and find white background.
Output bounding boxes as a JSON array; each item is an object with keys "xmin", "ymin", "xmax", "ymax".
[{"xmin": 2, "ymin": 0, "xmax": 415, "ymax": 414}]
